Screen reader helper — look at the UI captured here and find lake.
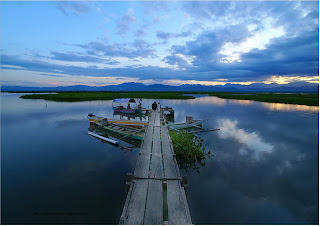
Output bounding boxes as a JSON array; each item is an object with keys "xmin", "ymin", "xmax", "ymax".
[{"xmin": 1, "ymin": 93, "xmax": 318, "ymax": 224}]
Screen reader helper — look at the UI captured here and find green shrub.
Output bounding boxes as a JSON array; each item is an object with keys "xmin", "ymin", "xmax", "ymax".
[{"xmin": 169, "ymin": 130, "xmax": 212, "ymax": 172}]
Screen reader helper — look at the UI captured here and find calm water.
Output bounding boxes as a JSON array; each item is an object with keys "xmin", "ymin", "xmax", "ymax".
[{"xmin": 1, "ymin": 93, "xmax": 319, "ymax": 224}]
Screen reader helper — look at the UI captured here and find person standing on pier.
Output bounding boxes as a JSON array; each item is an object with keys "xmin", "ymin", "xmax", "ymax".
[{"xmin": 152, "ymin": 101, "xmax": 157, "ymax": 110}]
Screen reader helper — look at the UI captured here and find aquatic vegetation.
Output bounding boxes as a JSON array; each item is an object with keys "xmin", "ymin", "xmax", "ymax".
[
  {"xmin": 19, "ymin": 91, "xmax": 195, "ymax": 101},
  {"xmin": 169, "ymin": 130, "xmax": 212, "ymax": 172}
]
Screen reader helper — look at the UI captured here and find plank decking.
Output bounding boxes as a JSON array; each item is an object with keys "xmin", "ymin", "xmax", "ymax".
[{"xmin": 119, "ymin": 107, "xmax": 192, "ymax": 225}]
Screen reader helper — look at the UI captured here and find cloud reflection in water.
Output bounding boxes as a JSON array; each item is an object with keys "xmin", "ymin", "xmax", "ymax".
[
  {"xmin": 261, "ymin": 102, "xmax": 319, "ymax": 112},
  {"xmin": 217, "ymin": 119, "xmax": 274, "ymax": 159}
]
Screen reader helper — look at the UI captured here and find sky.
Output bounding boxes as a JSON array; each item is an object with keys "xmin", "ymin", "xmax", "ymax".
[{"xmin": 0, "ymin": 1, "xmax": 319, "ymax": 87}]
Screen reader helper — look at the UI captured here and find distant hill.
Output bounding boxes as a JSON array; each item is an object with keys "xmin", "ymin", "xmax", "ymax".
[{"xmin": 1, "ymin": 82, "xmax": 319, "ymax": 92}]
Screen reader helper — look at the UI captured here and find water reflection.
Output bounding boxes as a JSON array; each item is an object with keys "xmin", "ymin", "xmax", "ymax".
[
  {"xmin": 1, "ymin": 93, "xmax": 318, "ymax": 224},
  {"xmin": 228, "ymin": 99, "xmax": 254, "ymax": 105},
  {"xmin": 217, "ymin": 119, "xmax": 274, "ymax": 160},
  {"xmin": 261, "ymin": 102, "xmax": 319, "ymax": 112},
  {"xmin": 188, "ymin": 96, "xmax": 227, "ymax": 105},
  {"xmin": 189, "ymin": 95, "xmax": 318, "ymax": 113}
]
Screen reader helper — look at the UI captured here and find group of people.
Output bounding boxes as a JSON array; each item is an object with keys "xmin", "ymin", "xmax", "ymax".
[{"xmin": 123, "ymin": 101, "xmax": 159, "ymax": 111}]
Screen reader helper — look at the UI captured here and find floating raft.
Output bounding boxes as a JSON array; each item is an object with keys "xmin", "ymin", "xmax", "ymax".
[{"xmin": 119, "ymin": 108, "xmax": 192, "ymax": 225}]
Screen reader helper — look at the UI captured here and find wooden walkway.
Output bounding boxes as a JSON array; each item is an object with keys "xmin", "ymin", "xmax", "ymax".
[{"xmin": 119, "ymin": 107, "xmax": 192, "ymax": 225}]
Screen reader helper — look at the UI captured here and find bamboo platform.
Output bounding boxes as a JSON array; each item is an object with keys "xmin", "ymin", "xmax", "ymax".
[{"xmin": 119, "ymin": 107, "xmax": 192, "ymax": 225}]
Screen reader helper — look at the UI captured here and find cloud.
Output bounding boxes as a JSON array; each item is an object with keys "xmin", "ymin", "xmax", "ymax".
[
  {"xmin": 234, "ymin": 28, "xmax": 319, "ymax": 79},
  {"xmin": 39, "ymin": 73, "xmax": 65, "ymax": 77},
  {"xmin": 2, "ymin": 1, "xmax": 319, "ymax": 85},
  {"xmin": 181, "ymin": 1, "xmax": 318, "ymax": 38},
  {"xmin": 157, "ymin": 32, "xmax": 173, "ymax": 40},
  {"xmin": 116, "ymin": 8, "xmax": 136, "ymax": 35},
  {"xmin": 56, "ymin": 1, "xmax": 90, "ymax": 16},
  {"xmin": 50, "ymin": 51, "xmax": 119, "ymax": 64},
  {"xmin": 157, "ymin": 31, "xmax": 192, "ymax": 40},
  {"xmin": 143, "ymin": 1, "xmax": 169, "ymax": 15},
  {"xmin": 76, "ymin": 40, "xmax": 156, "ymax": 58},
  {"xmin": 167, "ymin": 23, "xmax": 318, "ymax": 82},
  {"xmin": 1, "ymin": 54, "xmax": 185, "ymax": 80},
  {"xmin": 134, "ymin": 29, "xmax": 145, "ymax": 37},
  {"xmin": 181, "ymin": 1, "xmax": 232, "ymax": 20},
  {"xmin": 171, "ymin": 24, "xmax": 251, "ymax": 66},
  {"xmin": 163, "ymin": 54, "xmax": 190, "ymax": 69}
]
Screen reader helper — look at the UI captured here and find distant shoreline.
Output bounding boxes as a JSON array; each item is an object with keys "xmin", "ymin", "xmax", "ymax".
[
  {"xmin": 18, "ymin": 91, "xmax": 195, "ymax": 102},
  {"xmin": 16, "ymin": 91, "xmax": 319, "ymax": 106},
  {"xmin": 209, "ymin": 92, "xmax": 319, "ymax": 106}
]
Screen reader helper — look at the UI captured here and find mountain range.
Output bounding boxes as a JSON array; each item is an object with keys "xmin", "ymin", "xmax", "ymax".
[{"xmin": 1, "ymin": 82, "xmax": 319, "ymax": 92}]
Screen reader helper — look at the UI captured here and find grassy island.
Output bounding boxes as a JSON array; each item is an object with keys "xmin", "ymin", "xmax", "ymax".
[
  {"xmin": 208, "ymin": 92, "xmax": 319, "ymax": 106},
  {"xmin": 20, "ymin": 91, "xmax": 195, "ymax": 102},
  {"xmin": 19, "ymin": 91, "xmax": 319, "ymax": 106}
]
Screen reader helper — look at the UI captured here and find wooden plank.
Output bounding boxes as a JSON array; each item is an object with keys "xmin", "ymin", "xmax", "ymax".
[
  {"xmin": 167, "ymin": 180, "xmax": 192, "ymax": 225},
  {"xmin": 160, "ymin": 124, "xmax": 179, "ymax": 179},
  {"xmin": 120, "ymin": 178, "xmax": 135, "ymax": 224},
  {"xmin": 160, "ymin": 124, "xmax": 173, "ymax": 154},
  {"xmin": 122, "ymin": 179, "xmax": 149, "ymax": 225},
  {"xmin": 149, "ymin": 126, "xmax": 164, "ymax": 178},
  {"xmin": 134, "ymin": 154, "xmax": 151, "ymax": 178},
  {"xmin": 144, "ymin": 180, "xmax": 163, "ymax": 225},
  {"xmin": 139, "ymin": 126, "xmax": 153, "ymax": 155},
  {"xmin": 154, "ymin": 111, "xmax": 160, "ymax": 127},
  {"xmin": 139, "ymin": 110, "xmax": 155, "ymax": 155},
  {"xmin": 148, "ymin": 111, "xmax": 155, "ymax": 125},
  {"xmin": 134, "ymin": 111, "xmax": 156, "ymax": 177}
]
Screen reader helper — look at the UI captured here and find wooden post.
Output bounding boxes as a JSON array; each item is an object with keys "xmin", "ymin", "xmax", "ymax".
[
  {"xmin": 125, "ymin": 173, "xmax": 134, "ymax": 192},
  {"xmin": 181, "ymin": 176, "xmax": 189, "ymax": 200}
]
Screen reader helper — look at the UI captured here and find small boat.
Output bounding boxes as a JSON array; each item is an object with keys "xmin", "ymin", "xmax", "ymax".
[
  {"xmin": 88, "ymin": 113, "xmax": 104, "ymax": 123},
  {"xmin": 88, "ymin": 113, "xmax": 148, "ymax": 128},
  {"xmin": 169, "ymin": 116, "xmax": 202, "ymax": 130},
  {"xmin": 162, "ymin": 106, "xmax": 175, "ymax": 116},
  {"xmin": 100, "ymin": 124, "xmax": 144, "ymax": 141},
  {"xmin": 112, "ymin": 98, "xmax": 149, "ymax": 114},
  {"xmin": 113, "ymin": 111, "xmax": 147, "ymax": 120},
  {"xmin": 169, "ymin": 120, "xmax": 203, "ymax": 130}
]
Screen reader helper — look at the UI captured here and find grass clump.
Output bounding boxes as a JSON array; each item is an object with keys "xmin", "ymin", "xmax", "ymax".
[
  {"xmin": 169, "ymin": 130, "xmax": 212, "ymax": 172},
  {"xmin": 209, "ymin": 92, "xmax": 319, "ymax": 106},
  {"xmin": 20, "ymin": 91, "xmax": 195, "ymax": 102}
]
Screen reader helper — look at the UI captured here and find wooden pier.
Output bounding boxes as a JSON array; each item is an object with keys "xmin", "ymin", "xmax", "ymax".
[{"xmin": 119, "ymin": 107, "xmax": 192, "ymax": 225}]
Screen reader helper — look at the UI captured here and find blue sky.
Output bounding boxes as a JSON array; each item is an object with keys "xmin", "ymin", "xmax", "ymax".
[{"xmin": 1, "ymin": 1, "xmax": 319, "ymax": 87}]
